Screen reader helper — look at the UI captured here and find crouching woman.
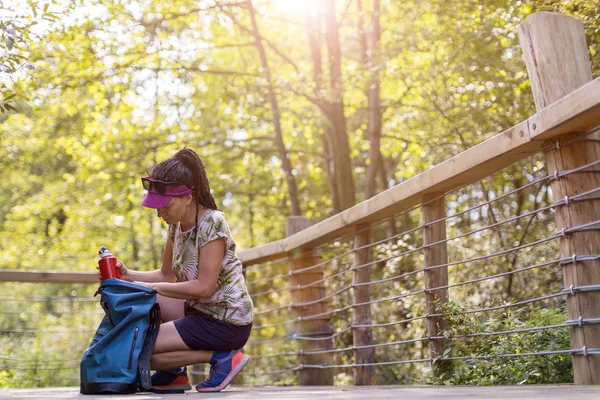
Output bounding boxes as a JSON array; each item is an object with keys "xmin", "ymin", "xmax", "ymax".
[{"xmin": 117, "ymin": 148, "xmax": 253, "ymax": 393}]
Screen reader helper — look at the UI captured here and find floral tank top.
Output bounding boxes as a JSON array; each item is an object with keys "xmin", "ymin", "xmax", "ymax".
[{"xmin": 169, "ymin": 210, "xmax": 254, "ymax": 325}]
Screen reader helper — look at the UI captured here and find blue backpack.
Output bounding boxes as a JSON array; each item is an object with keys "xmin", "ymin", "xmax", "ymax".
[{"xmin": 80, "ymin": 279, "xmax": 161, "ymax": 394}]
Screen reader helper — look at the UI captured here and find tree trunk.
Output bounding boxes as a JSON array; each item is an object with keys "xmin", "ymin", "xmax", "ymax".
[
  {"xmin": 358, "ymin": 0, "xmax": 383, "ymax": 201},
  {"xmin": 323, "ymin": 0, "xmax": 356, "ymax": 211},
  {"xmin": 246, "ymin": 0, "xmax": 301, "ymax": 216},
  {"xmin": 306, "ymin": 9, "xmax": 341, "ymax": 212}
]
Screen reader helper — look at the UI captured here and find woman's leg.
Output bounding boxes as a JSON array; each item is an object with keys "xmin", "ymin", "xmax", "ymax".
[
  {"xmin": 151, "ymin": 349, "xmax": 213, "ymax": 370},
  {"xmin": 150, "ymin": 298, "xmax": 212, "ymax": 392},
  {"xmin": 151, "ymin": 317, "xmax": 214, "ymax": 370},
  {"xmin": 157, "ymin": 294, "xmax": 185, "ymax": 322},
  {"xmin": 150, "ymin": 307, "xmax": 250, "ymax": 392}
]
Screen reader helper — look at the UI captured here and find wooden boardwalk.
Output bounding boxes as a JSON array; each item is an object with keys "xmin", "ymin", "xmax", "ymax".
[{"xmin": 1, "ymin": 385, "xmax": 598, "ymax": 399}]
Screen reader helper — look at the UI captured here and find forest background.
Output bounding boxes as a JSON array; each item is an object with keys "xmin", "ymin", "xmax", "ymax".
[{"xmin": 0, "ymin": 0, "xmax": 599, "ymax": 388}]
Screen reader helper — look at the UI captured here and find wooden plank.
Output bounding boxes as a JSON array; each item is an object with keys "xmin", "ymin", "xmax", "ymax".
[
  {"xmin": 529, "ymin": 78, "xmax": 600, "ymax": 140},
  {"xmin": 4, "ymin": 385, "xmax": 600, "ymax": 400},
  {"xmin": 0, "ymin": 270, "xmax": 98, "ymax": 284},
  {"xmin": 239, "ymin": 239, "xmax": 285, "ymax": 265}
]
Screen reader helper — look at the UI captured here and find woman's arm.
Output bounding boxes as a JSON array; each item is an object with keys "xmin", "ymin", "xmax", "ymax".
[
  {"xmin": 135, "ymin": 238, "xmax": 225, "ymax": 299},
  {"xmin": 118, "ymin": 237, "xmax": 177, "ymax": 283}
]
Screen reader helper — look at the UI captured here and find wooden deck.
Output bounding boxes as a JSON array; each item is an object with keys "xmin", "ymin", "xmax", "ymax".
[{"xmin": 1, "ymin": 385, "xmax": 599, "ymax": 399}]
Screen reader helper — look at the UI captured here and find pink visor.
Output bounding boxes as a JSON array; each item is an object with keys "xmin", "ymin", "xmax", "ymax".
[{"xmin": 142, "ymin": 185, "xmax": 192, "ymax": 209}]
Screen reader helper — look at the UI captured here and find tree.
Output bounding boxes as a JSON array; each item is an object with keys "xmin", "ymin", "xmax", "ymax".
[
  {"xmin": 322, "ymin": 0, "xmax": 356, "ymax": 211},
  {"xmin": 0, "ymin": 1, "xmax": 59, "ymax": 113},
  {"xmin": 225, "ymin": 0, "xmax": 303, "ymax": 216}
]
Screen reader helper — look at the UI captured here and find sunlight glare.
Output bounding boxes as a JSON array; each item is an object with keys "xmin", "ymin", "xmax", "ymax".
[{"xmin": 273, "ymin": 0, "xmax": 320, "ymax": 15}]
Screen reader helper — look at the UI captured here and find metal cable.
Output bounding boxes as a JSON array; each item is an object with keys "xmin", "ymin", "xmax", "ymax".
[
  {"xmin": 256, "ymin": 216, "xmax": 600, "ymax": 315},
  {"xmin": 441, "ymin": 348, "xmax": 587, "ymax": 362},
  {"xmin": 0, "ymin": 365, "xmax": 80, "ymax": 370},
  {"xmin": 250, "ymin": 204, "xmax": 563, "ymax": 302},
  {"xmin": 252, "ymin": 185, "xmax": 460, "ymax": 276},
  {"xmin": 251, "ymin": 186, "xmax": 600, "ymax": 300},
  {"xmin": 247, "ymin": 173, "xmax": 553, "ymax": 289},
  {"xmin": 541, "ymin": 134, "xmax": 600, "ymax": 153},
  {"xmin": 249, "ymin": 253, "xmax": 598, "ymax": 331},
  {"xmin": 265, "ymin": 348, "xmax": 596, "ymax": 371},
  {"xmin": 0, "ymin": 357, "xmax": 80, "ymax": 365},
  {"xmin": 0, "ymin": 296, "xmax": 97, "ymax": 303},
  {"xmin": 243, "ymin": 256, "xmax": 292, "ymax": 272},
  {"xmin": 0, "ymin": 328, "xmax": 96, "ymax": 334},
  {"xmin": 244, "ymin": 366, "xmax": 301, "ymax": 375},
  {"xmin": 251, "ymin": 337, "xmax": 431, "ymax": 358},
  {"xmin": 254, "ymin": 232, "xmax": 561, "ymax": 317},
  {"xmin": 250, "ymin": 320, "xmax": 591, "ymax": 359},
  {"xmin": 248, "ymin": 159, "xmax": 600, "ymax": 289},
  {"xmin": 251, "ymin": 288, "xmax": 574, "ymax": 345},
  {"xmin": 0, "ymin": 310, "xmax": 102, "ymax": 316}
]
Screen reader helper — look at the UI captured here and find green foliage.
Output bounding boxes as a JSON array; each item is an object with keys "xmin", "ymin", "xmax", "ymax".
[
  {"xmin": 0, "ymin": 1, "xmax": 60, "ymax": 113},
  {"xmin": 0, "ymin": 283, "xmax": 101, "ymax": 388},
  {"xmin": 434, "ymin": 303, "xmax": 572, "ymax": 385}
]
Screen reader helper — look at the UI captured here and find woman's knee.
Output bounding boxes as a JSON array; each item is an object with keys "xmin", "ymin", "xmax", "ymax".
[{"xmin": 157, "ymin": 295, "xmax": 185, "ymax": 322}]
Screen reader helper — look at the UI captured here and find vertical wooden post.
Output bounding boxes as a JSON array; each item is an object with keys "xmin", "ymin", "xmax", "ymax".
[
  {"xmin": 286, "ymin": 216, "xmax": 333, "ymax": 385},
  {"xmin": 352, "ymin": 225, "xmax": 373, "ymax": 385},
  {"xmin": 518, "ymin": 12, "xmax": 600, "ymax": 385},
  {"xmin": 422, "ymin": 193, "xmax": 451, "ymax": 378}
]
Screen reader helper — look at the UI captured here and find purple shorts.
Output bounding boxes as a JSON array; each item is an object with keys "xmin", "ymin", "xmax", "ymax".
[{"xmin": 172, "ymin": 304, "xmax": 252, "ymax": 351}]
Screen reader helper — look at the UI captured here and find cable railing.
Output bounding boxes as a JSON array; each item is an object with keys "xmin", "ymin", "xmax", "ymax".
[{"xmin": 241, "ymin": 134, "xmax": 600, "ymax": 385}]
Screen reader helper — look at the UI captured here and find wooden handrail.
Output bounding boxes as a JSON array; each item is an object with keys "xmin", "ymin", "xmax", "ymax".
[
  {"xmin": 0, "ymin": 270, "xmax": 97, "ymax": 283},
  {"xmin": 238, "ymin": 77, "xmax": 600, "ymax": 266}
]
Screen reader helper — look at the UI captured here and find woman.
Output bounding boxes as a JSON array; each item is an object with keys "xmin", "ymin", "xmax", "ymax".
[{"xmin": 116, "ymin": 147, "xmax": 253, "ymax": 393}]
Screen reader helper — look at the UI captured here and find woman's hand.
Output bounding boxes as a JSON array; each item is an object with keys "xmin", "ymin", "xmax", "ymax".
[
  {"xmin": 96, "ymin": 260, "xmax": 133, "ymax": 281},
  {"xmin": 116, "ymin": 260, "xmax": 133, "ymax": 282}
]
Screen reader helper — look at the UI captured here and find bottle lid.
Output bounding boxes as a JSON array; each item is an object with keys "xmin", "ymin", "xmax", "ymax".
[{"xmin": 98, "ymin": 247, "xmax": 113, "ymax": 257}]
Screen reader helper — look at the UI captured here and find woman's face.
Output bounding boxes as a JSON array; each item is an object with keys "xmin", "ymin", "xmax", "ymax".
[{"xmin": 156, "ymin": 196, "xmax": 190, "ymax": 225}]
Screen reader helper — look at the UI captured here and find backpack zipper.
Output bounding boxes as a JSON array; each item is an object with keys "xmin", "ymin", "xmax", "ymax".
[{"xmin": 127, "ymin": 327, "xmax": 140, "ymax": 370}]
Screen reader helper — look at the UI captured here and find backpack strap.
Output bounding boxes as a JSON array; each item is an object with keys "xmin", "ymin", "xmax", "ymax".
[{"xmin": 138, "ymin": 303, "xmax": 161, "ymax": 390}]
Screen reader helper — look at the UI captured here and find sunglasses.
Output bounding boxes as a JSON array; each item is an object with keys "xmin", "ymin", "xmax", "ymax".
[{"xmin": 141, "ymin": 177, "xmax": 184, "ymax": 194}]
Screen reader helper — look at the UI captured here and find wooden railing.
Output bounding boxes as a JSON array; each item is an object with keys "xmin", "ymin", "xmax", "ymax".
[{"xmin": 240, "ymin": 12, "xmax": 600, "ymax": 385}]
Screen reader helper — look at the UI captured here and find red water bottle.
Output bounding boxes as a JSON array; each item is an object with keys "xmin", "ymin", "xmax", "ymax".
[{"xmin": 98, "ymin": 247, "xmax": 121, "ymax": 280}]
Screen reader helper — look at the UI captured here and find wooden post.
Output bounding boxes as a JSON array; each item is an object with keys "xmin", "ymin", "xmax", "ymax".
[
  {"xmin": 518, "ymin": 12, "xmax": 600, "ymax": 385},
  {"xmin": 422, "ymin": 194, "xmax": 451, "ymax": 378},
  {"xmin": 286, "ymin": 216, "xmax": 333, "ymax": 385},
  {"xmin": 352, "ymin": 225, "xmax": 373, "ymax": 385}
]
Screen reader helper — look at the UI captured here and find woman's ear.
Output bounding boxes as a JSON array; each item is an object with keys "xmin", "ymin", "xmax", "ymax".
[{"xmin": 185, "ymin": 195, "xmax": 193, "ymax": 206}]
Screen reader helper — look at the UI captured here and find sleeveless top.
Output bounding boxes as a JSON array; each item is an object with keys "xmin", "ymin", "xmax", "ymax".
[{"xmin": 169, "ymin": 210, "xmax": 254, "ymax": 325}]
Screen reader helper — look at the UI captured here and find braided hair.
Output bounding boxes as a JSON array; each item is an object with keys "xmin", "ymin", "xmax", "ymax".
[{"xmin": 151, "ymin": 147, "xmax": 218, "ymax": 242}]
